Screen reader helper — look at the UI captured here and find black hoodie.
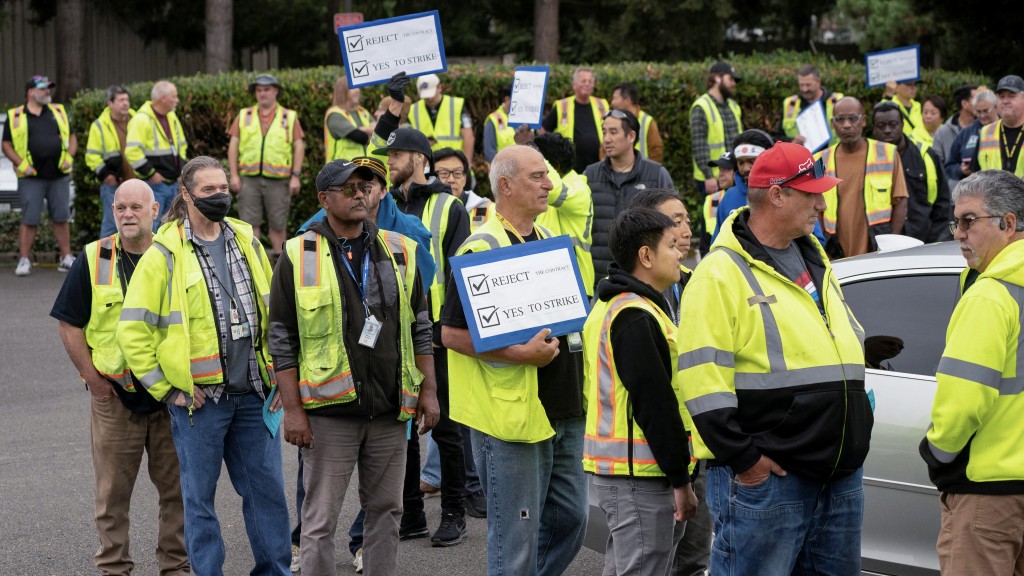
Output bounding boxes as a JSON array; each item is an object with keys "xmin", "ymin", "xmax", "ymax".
[{"xmin": 595, "ymin": 265, "xmax": 692, "ymax": 487}]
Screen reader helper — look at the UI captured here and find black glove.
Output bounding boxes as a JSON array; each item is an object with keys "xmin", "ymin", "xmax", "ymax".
[{"xmin": 387, "ymin": 72, "xmax": 410, "ymax": 103}]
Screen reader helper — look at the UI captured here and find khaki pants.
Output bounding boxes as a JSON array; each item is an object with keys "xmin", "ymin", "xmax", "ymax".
[
  {"xmin": 938, "ymin": 491, "xmax": 1024, "ymax": 575},
  {"xmin": 91, "ymin": 396, "xmax": 188, "ymax": 575},
  {"xmin": 238, "ymin": 175, "xmax": 291, "ymax": 233}
]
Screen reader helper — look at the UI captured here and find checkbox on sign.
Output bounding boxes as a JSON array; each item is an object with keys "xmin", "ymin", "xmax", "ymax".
[
  {"xmin": 509, "ymin": 102, "xmax": 518, "ymax": 115},
  {"xmin": 347, "ymin": 35, "xmax": 364, "ymax": 52},
  {"xmin": 352, "ymin": 61, "xmax": 369, "ymax": 78},
  {"xmin": 477, "ymin": 306, "xmax": 501, "ymax": 328},
  {"xmin": 468, "ymin": 274, "xmax": 490, "ymax": 296}
]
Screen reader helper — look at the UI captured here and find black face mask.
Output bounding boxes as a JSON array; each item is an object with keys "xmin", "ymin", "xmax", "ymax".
[{"xmin": 190, "ymin": 192, "xmax": 232, "ymax": 223}]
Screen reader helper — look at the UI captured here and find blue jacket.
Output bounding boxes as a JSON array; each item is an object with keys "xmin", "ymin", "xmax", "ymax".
[
  {"xmin": 297, "ymin": 193, "xmax": 437, "ymax": 292},
  {"xmin": 712, "ymin": 176, "xmax": 826, "ymax": 246},
  {"xmin": 945, "ymin": 120, "xmax": 982, "ymax": 183}
]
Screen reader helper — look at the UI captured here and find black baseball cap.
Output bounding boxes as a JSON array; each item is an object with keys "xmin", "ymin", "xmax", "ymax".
[
  {"xmin": 372, "ymin": 128, "xmax": 433, "ymax": 160},
  {"xmin": 708, "ymin": 151, "xmax": 735, "ymax": 169},
  {"xmin": 315, "ymin": 160, "xmax": 375, "ymax": 191},
  {"xmin": 996, "ymin": 75, "xmax": 1024, "ymax": 95},
  {"xmin": 710, "ymin": 62, "xmax": 741, "ymax": 82}
]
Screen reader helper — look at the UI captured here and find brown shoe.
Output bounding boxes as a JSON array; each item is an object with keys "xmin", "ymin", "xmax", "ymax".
[{"xmin": 420, "ymin": 480, "xmax": 440, "ymax": 496}]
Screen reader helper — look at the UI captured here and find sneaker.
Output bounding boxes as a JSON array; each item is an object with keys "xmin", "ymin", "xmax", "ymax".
[
  {"xmin": 465, "ymin": 490, "xmax": 487, "ymax": 518},
  {"xmin": 58, "ymin": 253, "xmax": 74, "ymax": 272},
  {"xmin": 14, "ymin": 257, "xmax": 31, "ymax": 277},
  {"xmin": 419, "ymin": 480, "xmax": 440, "ymax": 497},
  {"xmin": 430, "ymin": 510, "xmax": 467, "ymax": 547},
  {"xmin": 399, "ymin": 510, "xmax": 429, "ymax": 540},
  {"xmin": 290, "ymin": 544, "xmax": 300, "ymax": 572},
  {"xmin": 352, "ymin": 548, "xmax": 363, "ymax": 574}
]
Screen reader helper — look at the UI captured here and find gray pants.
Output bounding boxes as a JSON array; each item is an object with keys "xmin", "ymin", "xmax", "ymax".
[
  {"xmin": 672, "ymin": 465, "xmax": 712, "ymax": 576},
  {"xmin": 594, "ymin": 475, "xmax": 686, "ymax": 576},
  {"xmin": 300, "ymin": 415, "xmax": 406, "ymax": 576}
]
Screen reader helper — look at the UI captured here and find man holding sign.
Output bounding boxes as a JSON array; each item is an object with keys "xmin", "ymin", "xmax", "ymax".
[
  {"xmin": 778, "ymin": 64, "xmax": 843, "ymax": 147},
  {"xmin": 442, "ymin": 145, "xmax": 587, "ymax": 576}
]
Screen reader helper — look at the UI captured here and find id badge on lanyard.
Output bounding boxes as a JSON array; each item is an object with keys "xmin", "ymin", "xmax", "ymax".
[{"xmin": 341, "ymin": 248, "xmax": 380, "ymax": 349}]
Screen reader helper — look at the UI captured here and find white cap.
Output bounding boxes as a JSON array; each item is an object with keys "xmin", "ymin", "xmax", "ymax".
[{"xmin": 417, "ymin": 74, "xmax": 440, "ymax": 99}]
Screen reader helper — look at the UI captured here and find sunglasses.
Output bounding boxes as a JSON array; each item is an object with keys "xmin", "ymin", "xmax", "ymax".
[
  {"xmin": 778, "ymin": 157, "xmax": 826, "ymax": 186},
  {"xmin": 948, "ymin": 215, "xmax": 1002, "ymax": 235},
  {"xmin": 324, "ymin": 182, "xmax": 374, "ymax": 197},
  {"xmin": 603, "ymin": 109, "xmax": 630, "ymax": 121}
]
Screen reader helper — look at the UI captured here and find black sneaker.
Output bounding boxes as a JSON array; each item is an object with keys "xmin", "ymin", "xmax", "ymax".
[
  {"xmin": 465, "ymin": 490, "xmax": 487, "ymax": 518},
  {"xmin": 399, "ymin": 510, "xmax": 429, "ymax": 540},
  {"xmin": 430, "ymin": 511, "xmax": 467, "ymax": 547}
]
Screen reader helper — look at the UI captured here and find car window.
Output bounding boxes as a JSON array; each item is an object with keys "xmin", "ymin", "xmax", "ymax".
[{"xmin": 841, "ymin": 274, "xmax": 960, "ymax": 376}]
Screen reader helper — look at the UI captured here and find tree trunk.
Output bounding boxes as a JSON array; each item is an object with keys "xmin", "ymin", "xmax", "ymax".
[
  {"xmin": 533, "ymin": 0, "xmax": 559, "ymax": 63},
  {"xmin": 328, "ymin": 0, "xmax": 342, "ymax": 66},
  {"xmin": 205, "ymin": 0, "xmax": 233, "ymax": 74},
  {"xmin": 55, "ymin": 0, "xmax": 85, "ymax": 100}
]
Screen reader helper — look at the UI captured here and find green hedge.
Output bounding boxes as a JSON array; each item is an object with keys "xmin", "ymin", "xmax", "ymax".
[{"xmin": 61, "ymin": 51, "xmax": 988, "ymax": 249}]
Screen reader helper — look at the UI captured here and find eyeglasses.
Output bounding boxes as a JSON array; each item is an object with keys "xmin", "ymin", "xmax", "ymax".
[
  {"xmin": 778, "ymin": 157, "xmax": 826, "ymax": 187},
  {"xmin": 975, "ymin": 107, "xmax": 994, "ymax": 116},
  {"xmin": 949, "ymin": 215, "xmax": 1002, "ymax": 235},
  {"xmin": 324, "ymin": 182, "xmax": 374, "ymax": 197},
  {"xmin": 436, "ymin": 169, "xmax": 466, "ymax": 180},
  {"xmin": 833, "ymin": 114, "xmax": 864, "ymax": 125}
]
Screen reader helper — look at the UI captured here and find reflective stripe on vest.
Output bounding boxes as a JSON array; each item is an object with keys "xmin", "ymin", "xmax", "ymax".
[
  {"xmin": 978, "ymin": 121, "xmax": 1024, "ymax": 177},
  {"xmin": 554, "ymin": 96, "xmax": 608, "ymax": 143},
  {"xmin": 423, "ymin": 192, "xmax": 457, "ymax": 321},
  {"xmin": 7, "ymin": 103, "xmax": 73, "ymax": 176},
  {"xmin": 487, "ymin": 107, "xmax": 517, "ymax": 153},
  {"xmin": 691, "ymin": 94, "xmax": 743, "ymax": 180},
  {"xmin": 85, "ymin": 236, "xmax": 133, "ymax": 389},
  {"xmin": 636, "ymin": 111, "xmax": 653, "ymax": 158},
  {"xmin": 238, "ymin": 105, "xmax": 295, "ymax": 178},
  {"xmin": 583, "ymin": 293, "xmax": 674, "ymax": 477},
  {"xmin": 913, "ymin": 139, "xmax": 939, "ymax": 205}
]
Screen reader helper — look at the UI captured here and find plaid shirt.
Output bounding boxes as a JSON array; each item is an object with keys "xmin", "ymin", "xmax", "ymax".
[
  {"xmin": 690, "ymin": 93, "xmax": 742, "ymax": 180},
  {"xmin": 184, "ymin": 217, "xmax": 265, "ymax": 404}
]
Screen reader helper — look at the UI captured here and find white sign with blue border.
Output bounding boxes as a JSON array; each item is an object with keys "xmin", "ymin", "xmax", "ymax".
[
  {"xmin": 865, "ymin": 45, "xmax": 920, "ymax": 88},
  {"xmin": 337, "ymin": 10, "xmax": 447, "ymax": 88},
  {"xmin": 450, "ymin": 235, "xmax": 589, "ymax": 353},
  {"xmin": 508, "ymin": 66, "xmax": 550, "ymax": 129}
]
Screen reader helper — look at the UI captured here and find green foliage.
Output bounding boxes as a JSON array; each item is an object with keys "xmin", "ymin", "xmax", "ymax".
[{"xmin": 64, "ymin": 54, "xmax": 988, "ymax": 249}]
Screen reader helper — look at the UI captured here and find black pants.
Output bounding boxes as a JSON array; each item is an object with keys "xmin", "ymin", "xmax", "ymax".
[{"xmin": 403, "ymin": 345, "xmax": 466, "ymax": 514}]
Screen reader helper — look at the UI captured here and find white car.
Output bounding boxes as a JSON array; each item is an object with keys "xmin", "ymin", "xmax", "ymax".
[{"xmin": 584, "ymin": 241, "xmax": 966, "ymax": 576}]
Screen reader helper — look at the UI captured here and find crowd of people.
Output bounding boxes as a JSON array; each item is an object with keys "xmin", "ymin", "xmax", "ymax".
[{"xmin": 8, "ymin": 58, "xmax": 1022, "ymax": 576}]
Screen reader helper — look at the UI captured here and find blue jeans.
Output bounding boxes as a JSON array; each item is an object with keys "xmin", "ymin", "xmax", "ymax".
[
  {"xmin": 168, "ymin": 392, "xmax": 292, "ymax": 576},
  {"xmin": 706, "ymin": 466, "xmax": 864, "ymax": 576},
  {"xmin": 99, "ymin": 182, "xmax": 118, "ymax": 238},
  {"xmin": 421, "ymin": 423, "xmax": 482, "ymax": 494},
  {"xmin": 472, "ymin": 416, "xmax": 588, "ymax": 576},
  {"xmin": 148, "ymin": 180, "xmax": 177, "ymax": 230}
]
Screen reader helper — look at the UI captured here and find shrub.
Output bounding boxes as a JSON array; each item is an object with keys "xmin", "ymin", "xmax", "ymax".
[{"xmin": 61, "ymin": 52, "xmax": 988, "ymax": 248}]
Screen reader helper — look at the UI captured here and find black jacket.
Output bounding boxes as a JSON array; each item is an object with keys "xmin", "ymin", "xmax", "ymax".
[
  {"xmin": 898, "ymin": 136, "xmax": 952, "ymax": 243},
  {"xmin": 596, "ymin": 266, "xmax": 692, "ymax": 487},
  {"xmin": 584, "ymin": 155, "xmax": 674, "ymax": 289}
]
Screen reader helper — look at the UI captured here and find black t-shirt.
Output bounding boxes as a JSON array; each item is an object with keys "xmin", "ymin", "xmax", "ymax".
[
  {"xmin": 50, "ymin": 248, "xmax": 164, "ymax": 414},
  {"xmin": 2, "ymin": 105, "xmax": 65, "ymax": 179},
  {"xmin": 542, "ymin": 101, "xmax": 602, "ymax": 174},
  {"xmin": 441, "ymin": 229, "xmax": 584, "ymax": 421}
]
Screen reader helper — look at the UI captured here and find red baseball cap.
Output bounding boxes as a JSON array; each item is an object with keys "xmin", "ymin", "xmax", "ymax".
[{"xmin": 748, "ymin": 142, "xmax": 841, "ymax": 194}]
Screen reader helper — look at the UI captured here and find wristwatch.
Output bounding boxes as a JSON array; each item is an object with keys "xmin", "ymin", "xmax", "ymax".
[{"xmin": 291, "ymin": 170, "xmax": 301, "ymax": 178}]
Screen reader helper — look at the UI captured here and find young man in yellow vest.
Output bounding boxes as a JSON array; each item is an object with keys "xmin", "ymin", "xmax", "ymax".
[
  {"xmin": 872, "ymin": 101, "xmax": 952, "ymax": 243},
  {"xmin": 690, "ymin": 61, "xmax": 743, "ymax": 256},
  {"xmin": 777, "ymin": 64, "xmax": 843, "ymax": 147},
  {"xmin": 227, "ymin": 74, "xmax": 305, "ymax": 257},
  {"xmin": 324, "ymin": 75, "xmax": 375, "ymax": 162},
  {"xmin": 442, "ymin": 145, "xmax": 588, "ymax": 576},
  {"xmin": 585, "ymin": 207, "xmax": 698, "ymax": 575},
  {"xmin": 410, "ymin": 74, "xmax": 474, "ymax": 158},
  {"xmin": 971, "ymin": 75, "xmax": 1024, "ymax": 177},
  {"xmin": 51, "ymin": 179, "xmax": 188, "ymax": 576},
  {"xmin": 816, "ymin": 96, "xmax": 909, "ymax": 258},
  {"xmin": 117, "ymin": 156, "xmax": 291, "ymax": 574},
  {"xmin": 270, "ymin": 159, "xmax": 439, "ymax": 575},
  {"xmin": 483, "ymin": 84, "xmax": 516, "ymax": 163},
  {"xmin": 610, "ymin": 82, "xmax": 664, "ymax": 162},
  {"xmin": 2, "ymin": 75, "xmax": 77, "ymax": 276},
  {"xmin": 542, "ymin": 67, "xmax": 609, "ymax": 173},
  {"xmin": 125, "ymin": 80, "xmax": 187, "ymax": 228},
  {"xmin": 86, "ymin": 85, "xmax": 136, "ymax": 238},
  {"xmin": 374, "ymin": 85, "xmax": 475, "ymax": 545}
]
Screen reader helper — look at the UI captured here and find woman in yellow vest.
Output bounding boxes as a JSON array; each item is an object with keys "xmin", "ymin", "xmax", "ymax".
[
  {"xmin": 324, "ymin": 76, "xmax": 374, "ymax": 162},
  {"xmin": 584, "ymin": 208, "xmax": 698, "ymax": 574}
]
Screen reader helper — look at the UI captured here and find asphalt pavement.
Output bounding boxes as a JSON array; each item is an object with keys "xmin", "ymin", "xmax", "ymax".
[{"xmin": 0, "ymin": 265, "xmax": 606, "ymax": 575}]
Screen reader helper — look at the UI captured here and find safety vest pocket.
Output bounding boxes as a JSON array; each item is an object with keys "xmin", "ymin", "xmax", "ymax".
[
  {"xmin": 296, "ymin": 288, "xmax": 335, "ymax": 339},
  {"xmin": 156, "ymin": 335, "xmax": 191, "ymax": 386}
]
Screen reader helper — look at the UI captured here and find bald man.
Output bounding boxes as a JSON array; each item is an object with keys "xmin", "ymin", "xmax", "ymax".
[
  {"xmin": 815, "ymin": 97, "xmax": 908, "ymax": 257},
  {"xmin": 51, "ymin": 179, "xmax": 189, "ymax": 575}
]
